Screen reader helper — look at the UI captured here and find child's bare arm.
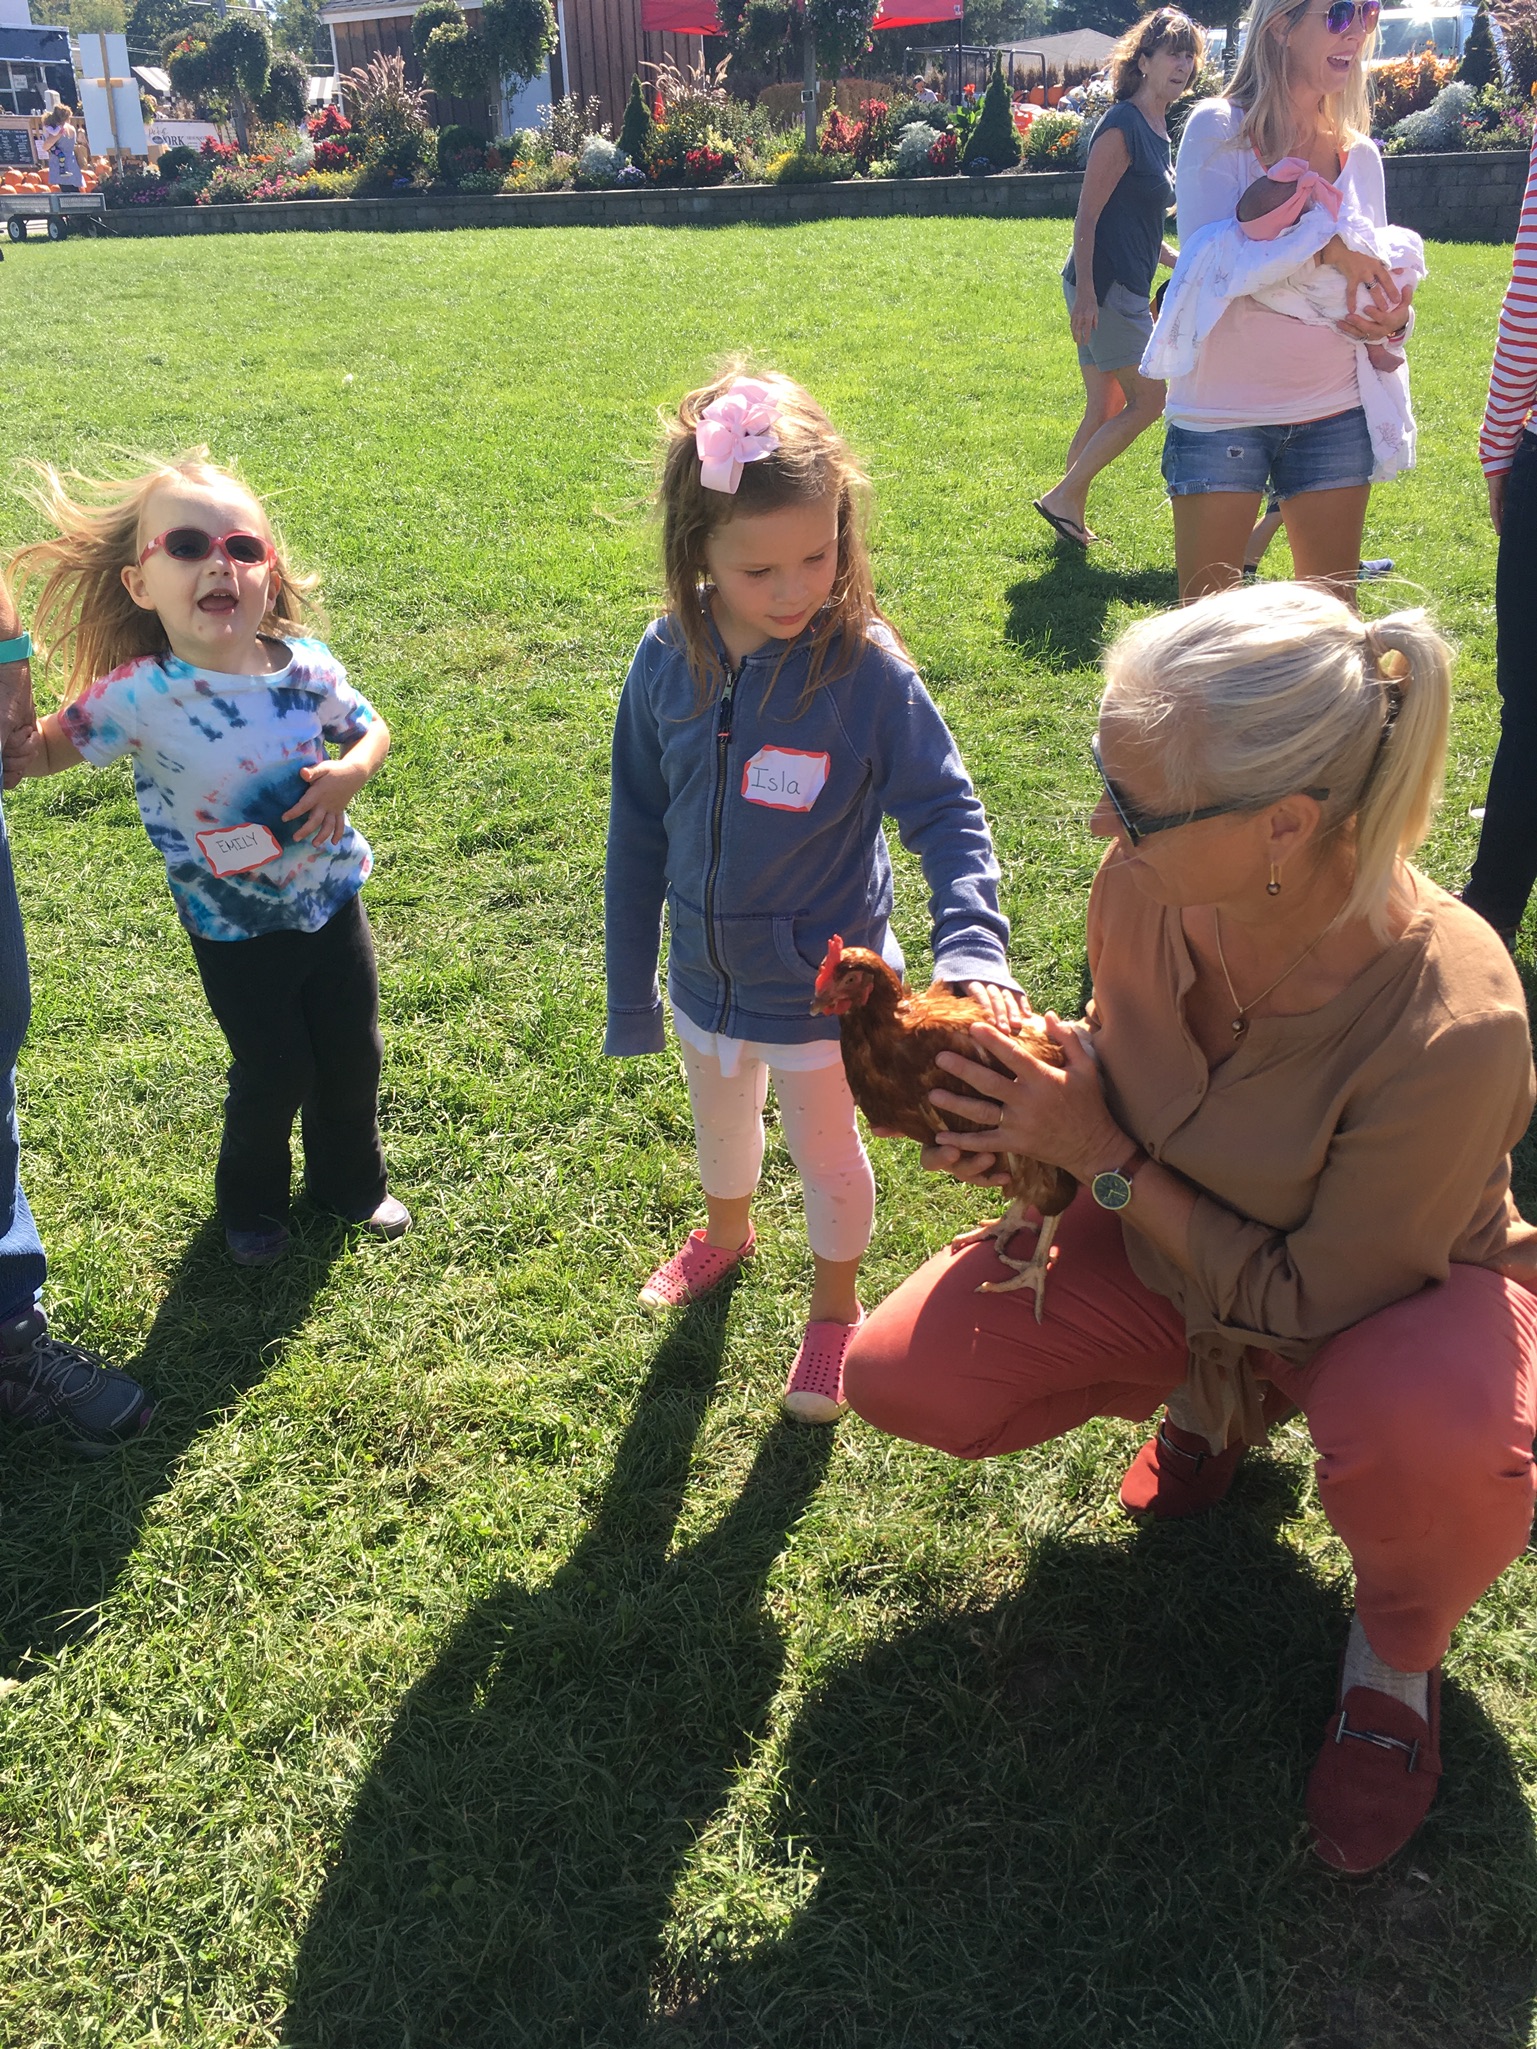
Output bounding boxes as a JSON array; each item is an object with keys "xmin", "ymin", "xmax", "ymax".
[{"xmin": 6, "ymin": 711, "xmax": 84, "ymax": 786}]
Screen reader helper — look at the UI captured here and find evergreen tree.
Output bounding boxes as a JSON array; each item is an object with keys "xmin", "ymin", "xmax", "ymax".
[
  {"xmin": 962, "ymin": 55, "xmax": 1021, "ymax": 167},
  {"xmin": 1459, "ymin": 4, "xmax": 1501, "ymax": 89},
  {"xmin": 618, "ymin": 74, "xmax": 654, "ymax": 165}
]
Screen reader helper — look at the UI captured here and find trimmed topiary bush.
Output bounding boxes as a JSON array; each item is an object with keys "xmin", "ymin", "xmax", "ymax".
[
  {"xmin": 1460, "ymin": 4, "xmax": 1502, "ymax": 88},
  {"xmin": 618, "ymin": 74, "xmax": 655, "ymax": 165},
  {"xmin": 961, "ymin": 56, "xmax": 1020, "ymax": 169}
]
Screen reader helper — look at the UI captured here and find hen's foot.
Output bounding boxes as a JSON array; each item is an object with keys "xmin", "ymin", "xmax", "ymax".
[
  {"xmin": 974, "ymin": 1211, "xmax": 1060, "ymax": 1322},
  {"xmin": 950, "ymin": 1207, "xmax": 1035, "ymax": 1255}
]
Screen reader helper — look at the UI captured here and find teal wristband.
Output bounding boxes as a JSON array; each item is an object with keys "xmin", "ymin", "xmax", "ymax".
[{"xmin": 0, "ymin": 632, "xmax": 32, "ymax": 665}]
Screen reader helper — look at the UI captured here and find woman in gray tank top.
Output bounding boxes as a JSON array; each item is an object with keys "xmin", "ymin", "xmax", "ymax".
[{"xmin": 1033, "ymin": 10, "xmax": 1204, "ymax": 548}]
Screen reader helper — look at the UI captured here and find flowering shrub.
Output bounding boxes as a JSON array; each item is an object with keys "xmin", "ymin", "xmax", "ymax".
[
  {"xmin": 1022, "ymin": 109, "xmax": 1082, "ymax": 168},
  {"xmin": 927, "ymin": 129, "xmax": 958, "ymax": 172},
  {"xmin": 819, "ymin": 97, "xmax": 892, "ymax": 173},
  {"xmin": 893, "ymin": 121, "xmax": 942, "ymax": 176},
  {"xmin": 1372, "ymin": 50, "xmax": 1458, "ymax": 128},
  {"xmin": 647, "ymin": 121, "xmax": 736, "ymax": 183},
  {"xmin": 312, "ymin": 138, "xmax": 352, "ymax": 170},
  {"xmin": 1386, "ymin": 78, "xmax": 1474, "ymax": 148},
  {"xmin": 195, "ymin": 164, "xmax": 266, "ymax": 203},
  {"xmin": 684, "ymin": 142, "xmax": 733, "ymax": 183},
  {"xmin": 101, "ymin": 164, "xmax": 178, "ymax": 206},
  {"xmin": 767, "ymin": 147, "xmax": 853, "ymax": 183},
  {"xmin": 307, "ymin": 104, "xmax": 350, "ymax": 142},
  {"xmin": 616, "ymin": 163, "xmax": 647, "ymax": 185},
  {"xmin": 577, "ymin": 134, "xmax": 626, "ymax": 185},
  {"xmin": 200, "ymin": 137, "xmax": 240, "ymax": 164}
]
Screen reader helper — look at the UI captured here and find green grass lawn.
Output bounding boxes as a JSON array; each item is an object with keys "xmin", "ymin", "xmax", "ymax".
[{"xmin": 0, "ymin": 220, "xmax": 1530, "ymax": 2049}]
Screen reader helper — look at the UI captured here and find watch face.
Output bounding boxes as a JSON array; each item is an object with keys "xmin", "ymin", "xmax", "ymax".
[{"xmin": 1091, "ymin": 1170, "xmax": 1132, "ymax": 1211}]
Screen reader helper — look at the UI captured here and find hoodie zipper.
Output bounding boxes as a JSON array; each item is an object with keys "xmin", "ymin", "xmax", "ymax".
[{"xmin": 701, "ymin": 661, "xmax": 741, "ymax": 1027}]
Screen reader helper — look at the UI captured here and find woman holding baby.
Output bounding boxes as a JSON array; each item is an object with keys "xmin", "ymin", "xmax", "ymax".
[{"xmin": 1144, "ymin": 0, "xmax": 1418, "ymax": 601}]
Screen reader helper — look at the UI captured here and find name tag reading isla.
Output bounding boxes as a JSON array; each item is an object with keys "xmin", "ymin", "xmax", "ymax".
[
  {"xmin": 196, "ymin": 823, "xmax": 283, "ymax": 877},
  {"xmin": 741, "ymin": 746, "xmax": 830, "ymax": 813}
]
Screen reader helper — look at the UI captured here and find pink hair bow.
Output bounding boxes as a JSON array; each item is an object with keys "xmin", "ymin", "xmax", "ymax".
[
  {"xmin": 1240, "ymin": 156, "xmax": 1343, "ymax": 240},
  {"xmin": 696, "ymin": 379, "xmax": 781, "ymax": 494}
]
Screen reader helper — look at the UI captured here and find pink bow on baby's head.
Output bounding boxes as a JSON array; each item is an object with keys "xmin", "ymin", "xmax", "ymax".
[
  {"xmin": 1240, "ymin": 155, "xmax": 1344, "ymax": 240},
  {"xmin": 696, "ymin": 378, "xmax": 782, "ymax": 494}
]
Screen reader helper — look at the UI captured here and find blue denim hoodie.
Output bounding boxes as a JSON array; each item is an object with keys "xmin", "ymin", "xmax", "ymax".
[{"xmin": 604, "ymin": 614, "xmax": 1019, "ymax": 1055}]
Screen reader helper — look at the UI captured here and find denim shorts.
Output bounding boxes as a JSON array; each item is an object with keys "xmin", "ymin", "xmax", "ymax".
[
  {"xmin": 1062, "ymin": 272, "xmax": 1155, "ymax": 374},
  {"xmin": 1161, "ymin": 407, "xmax": 1374, "ymax": 500}
]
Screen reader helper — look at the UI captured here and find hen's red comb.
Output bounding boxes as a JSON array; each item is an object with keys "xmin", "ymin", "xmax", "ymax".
[{"xmin": 813, "ymin": 933, "xmax": 844, "ymax": 994}]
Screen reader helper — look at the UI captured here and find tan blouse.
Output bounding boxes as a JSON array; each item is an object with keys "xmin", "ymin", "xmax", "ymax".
[{"xmin": 1086, "ymin": 853, "xmax": 1537, "ymax": 1447}]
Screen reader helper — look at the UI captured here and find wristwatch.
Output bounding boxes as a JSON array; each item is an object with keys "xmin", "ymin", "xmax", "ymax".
[
  {"xmin": 0, "ymin": 631, "xmax": 32, "ymax": 665},
  {"xmin": 1090, "ymin": 1144, "xmax": 1149, "ymax": 1212}
]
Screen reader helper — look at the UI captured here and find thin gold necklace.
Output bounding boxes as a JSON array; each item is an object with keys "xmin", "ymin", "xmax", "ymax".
[{"xmin": 1212, "ymin": 902, "xmax": 1347, "ymax": 1041}]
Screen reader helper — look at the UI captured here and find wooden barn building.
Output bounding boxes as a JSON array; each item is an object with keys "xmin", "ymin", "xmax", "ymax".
[{"xmin": 321, "ymin": 0, "xmax": 705, "ymax": 135}]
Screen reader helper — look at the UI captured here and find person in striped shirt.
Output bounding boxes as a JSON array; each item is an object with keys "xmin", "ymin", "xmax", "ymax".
[{"xmin": 1464, "ymin": 142, "xmax": 1537, "ymax": 947}]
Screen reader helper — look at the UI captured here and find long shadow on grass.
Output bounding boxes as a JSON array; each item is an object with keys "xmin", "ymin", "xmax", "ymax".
[
  {"xmin": 640, "ymin": 1454, "xmax": 1537, "ymax": 2049},
  {"xmin": 283, "ymin": 1284, "xmax": 835, "ymax": 2049},
  {"xmin": 0, "ymin": 1209, "xmax": 347, "ymax": 1676},
  {"xmin": 1005, "ymin": 553, "xmax": 1181, "ymax": 673}
]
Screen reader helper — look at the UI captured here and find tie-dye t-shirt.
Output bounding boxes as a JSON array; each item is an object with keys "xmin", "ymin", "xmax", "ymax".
[{"xmin": 62, "ymin": 637, "xmax": 376, "ymax": 943}]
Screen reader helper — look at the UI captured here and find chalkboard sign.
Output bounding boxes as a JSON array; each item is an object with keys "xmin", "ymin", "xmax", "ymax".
[{"xmin": 0, "ymin": 130, "xmax": 33, "ymax": 169}]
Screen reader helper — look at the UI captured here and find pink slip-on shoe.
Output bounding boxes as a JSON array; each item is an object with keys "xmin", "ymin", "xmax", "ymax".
[
  {"xmin": 782, "ymin": 1309, "xmax": 864, "ymax": 1424},
  {"xmin": 639, "ymin": 1225, "xmax": 756, "ymax": 1310}
]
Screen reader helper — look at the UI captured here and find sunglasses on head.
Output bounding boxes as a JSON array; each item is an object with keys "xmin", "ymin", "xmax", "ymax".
[
  {"xmin": 1322, "ymin": 0, "xmax": 1379, "ymax": 32},
  {"xmin": 1091, "ymin": 735, "xmax": 1330, "ymax": 846},
  {"xmin": 138, "ymin": 526, "xmax": 276, "ymax": 569}
]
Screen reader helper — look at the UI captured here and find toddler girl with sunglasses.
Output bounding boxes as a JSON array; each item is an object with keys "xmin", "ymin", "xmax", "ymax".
[
  {"xmin": 6, "ymin": 452, "xmax": 409, "ymax": 1265},
  {"xmin": 606, "ymin": 369, "xmax": 1025, "ymax": 1422}
]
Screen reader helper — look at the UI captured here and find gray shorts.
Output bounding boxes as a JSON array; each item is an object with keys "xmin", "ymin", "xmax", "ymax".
[{"xmin": 1062, "ymin": 272, "xmax": 1154, "ymax": 375}]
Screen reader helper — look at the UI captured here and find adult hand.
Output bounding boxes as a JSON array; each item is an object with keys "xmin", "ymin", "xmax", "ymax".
[
  {"xmin": 960, "ymin": 980, "xmax": 1032, "ymax": 1032},
  {"xmin": 2, "ymin": 720, "xmax": 45, "ymax": 790},
  {"xmin": 1489, "ymin": 469, "xmax": 1507, "ymax": 536},
  {"xmin": 1070, "ymin": 294, "xmax": 1100, "ymax": 346},
  {"xmin": 1320, "ymin": 236, "xmax": 1399, "ymax": 319},
  {"xmin": 1338, "ymin": 273, "xmax": 1415, "ymax": 346},
  {"xmin": 925, "ymin": 1013, "xmax": 1131, "ymax": 1184}
]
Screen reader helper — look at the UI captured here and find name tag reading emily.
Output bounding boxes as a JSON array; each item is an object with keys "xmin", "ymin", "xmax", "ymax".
[
  {"xmin": 196, "ymin": 823, "xmax": 283, "ymax": 877},
  {"xmin": 741, "ymin": 746, "xmax": 830, "ymax": 813}
]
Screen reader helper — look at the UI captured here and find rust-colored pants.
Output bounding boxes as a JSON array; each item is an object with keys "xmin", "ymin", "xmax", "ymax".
[{"xmin": 843, "ymin": 1193, "xmax": 1537, "ymax": 1671}]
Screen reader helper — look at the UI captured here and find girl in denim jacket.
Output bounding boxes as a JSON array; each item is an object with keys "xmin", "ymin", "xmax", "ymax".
[{"xmin": 606, "ymin": 368, "xmax": 1025, "ymax": 1422}]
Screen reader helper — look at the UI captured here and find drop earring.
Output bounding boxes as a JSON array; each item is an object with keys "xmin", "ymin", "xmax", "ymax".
[{"xmin": 1267, "ymin": 863, "xmax": 1282, "ymax": 897}]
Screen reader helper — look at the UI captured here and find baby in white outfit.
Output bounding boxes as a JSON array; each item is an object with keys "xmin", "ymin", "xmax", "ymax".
[{"xmin": 1236, "ymin": 159, "xmax": 1422, "ymax": 373}]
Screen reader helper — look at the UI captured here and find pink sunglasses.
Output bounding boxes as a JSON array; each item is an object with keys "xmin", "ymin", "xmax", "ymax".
[{"xmin": 138, "ymin": 525, "xmax": 276, "ymax": 569}]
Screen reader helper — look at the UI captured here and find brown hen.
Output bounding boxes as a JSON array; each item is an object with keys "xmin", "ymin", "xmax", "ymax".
[{"xmin": 810, "ymin": 936, "xmax": 1077, "ymax": 1319}]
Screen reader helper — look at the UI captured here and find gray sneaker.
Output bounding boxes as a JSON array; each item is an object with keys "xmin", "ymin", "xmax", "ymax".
[{"xmin": 0, "ymin": 1307, "xmax": 154, "ymax": 1456}]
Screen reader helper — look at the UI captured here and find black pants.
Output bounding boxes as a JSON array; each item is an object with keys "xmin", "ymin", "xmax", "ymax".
[
  {"xmin": 1466, "ymin": 430, "xmax": 1537, "ymax": 937},
  {"xmin": 188, "ymin": 892, "xmax": 387, "ymax": 1233}
]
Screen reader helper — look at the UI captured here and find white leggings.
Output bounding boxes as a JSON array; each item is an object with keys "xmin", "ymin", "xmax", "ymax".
[{"xmin": 678, "ymin": 1039, "xmax": 876, "ymax": 1263}]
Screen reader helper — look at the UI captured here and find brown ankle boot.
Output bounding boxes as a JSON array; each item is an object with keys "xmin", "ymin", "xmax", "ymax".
[{"xmin": 1118, "ymin": 1415, "xmax": 1245, "ymax": 1519}]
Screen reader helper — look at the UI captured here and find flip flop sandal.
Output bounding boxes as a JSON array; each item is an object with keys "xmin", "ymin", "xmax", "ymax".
[{"xmin": 1032, "ymin": 499, "xmax": 1097, "ymax": 548}]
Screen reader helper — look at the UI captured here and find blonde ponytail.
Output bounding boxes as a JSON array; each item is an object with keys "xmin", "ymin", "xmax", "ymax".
[
  {"xmin": 1101, "ymin": 583, "xmax": 1452, "ymax": 939},
  {"xmin": 1347, "ymin": 612, "xmax": 1451, "ymax": 931}
]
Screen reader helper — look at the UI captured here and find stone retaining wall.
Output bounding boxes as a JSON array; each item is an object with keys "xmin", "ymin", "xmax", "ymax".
[{"xmin": 96, "ymin": 149, "xmax": 1530, "ymax": 243}]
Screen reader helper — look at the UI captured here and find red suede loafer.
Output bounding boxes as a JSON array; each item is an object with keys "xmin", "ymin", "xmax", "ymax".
[
  {"xmin": 1305, "ymin": 1669, "xmax": 1443, "ymax": 1874},
  {"xmin": 1118, "ymin": 1417, "xmax": 1245, "ymax": 1519}
]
